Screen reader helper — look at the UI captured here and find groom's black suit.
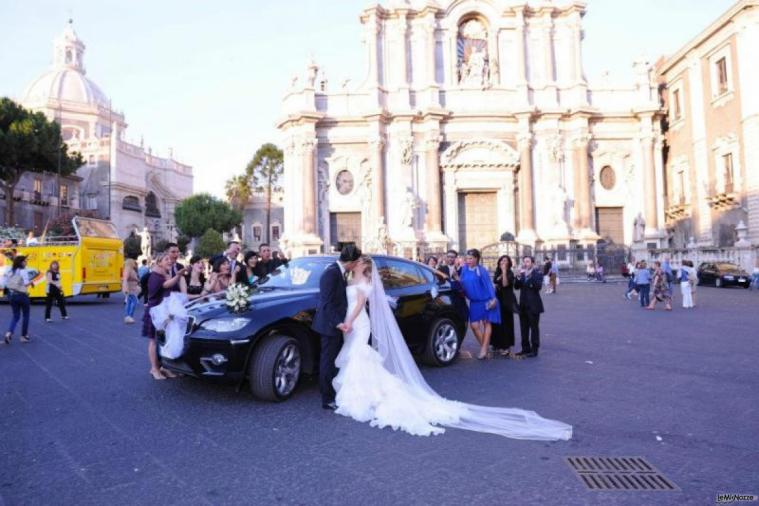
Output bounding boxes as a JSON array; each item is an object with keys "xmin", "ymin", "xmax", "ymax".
[{"xmin": 312, "ymin": 262, "xmax": 348, "ymax": 406}]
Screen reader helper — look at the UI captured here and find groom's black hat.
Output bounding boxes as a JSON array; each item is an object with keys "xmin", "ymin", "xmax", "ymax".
[{"xmin": 339, "ymin": 244, "xmax": 362, "ymax": 263}]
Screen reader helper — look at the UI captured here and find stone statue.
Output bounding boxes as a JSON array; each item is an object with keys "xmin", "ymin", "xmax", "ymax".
[
  {"xmin": 633, "ymin": 213, "xmax": 645, "ymax": 242},
  {"xmin": 377, "ymin": 217, "xmax": 390, "ymax": 253},
  {"xmin": 138, "ymin": 226, "xmax": 152, "ymax": 259},
  {"xmin": 464, "ymin": 46, "xmax": 488, "ymax": 87},
  {"xmin": 401, "ymin": 188, "xmax": 417, "ymax": 229}
]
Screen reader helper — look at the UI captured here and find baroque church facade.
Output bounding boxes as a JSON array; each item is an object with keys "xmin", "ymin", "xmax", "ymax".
[
  {"xmin": 278, "ymin": 0, "xmax": 666, "ymax": 257},
  {"xmin": 19, "ymin": 21, "xmax": 193, "ymax": 241}
]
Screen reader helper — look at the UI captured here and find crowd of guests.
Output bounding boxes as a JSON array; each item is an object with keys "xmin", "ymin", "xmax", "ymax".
[
  {"xmin": 624, "ymin": 257, "xmax": 697, "ymax": 310},
  {"xmin": 427, "ymin": 249, "xmax": 545, "ymax": 360},
  {"xmin": 128, "ymin": 240, "xmax": 288, "ymax": 380}
]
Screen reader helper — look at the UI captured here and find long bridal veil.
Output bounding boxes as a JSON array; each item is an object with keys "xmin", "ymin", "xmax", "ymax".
[{"xmin": 367, "ymin": 260, "xmax": 572, "ymax": 441}]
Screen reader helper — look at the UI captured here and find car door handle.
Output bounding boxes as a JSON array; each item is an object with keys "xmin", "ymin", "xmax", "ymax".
[{"xmin": 386, "ymin": 295, "xmax": 398, "ymax": 309}]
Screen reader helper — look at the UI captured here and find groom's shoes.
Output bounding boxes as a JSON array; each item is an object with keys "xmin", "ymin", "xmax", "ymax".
[
  {"xmin": 526, "ymin": 349, "xmax": 539, "ymax": 358},
  {"xmin": 322, "ymin": 402, "xmax": 337, "ymax": 411}
]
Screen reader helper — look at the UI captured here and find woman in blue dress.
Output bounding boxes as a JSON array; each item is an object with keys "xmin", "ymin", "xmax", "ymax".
[{"xmin": 459, "ymin": 249, "xmax": 500, "ymax": 359}]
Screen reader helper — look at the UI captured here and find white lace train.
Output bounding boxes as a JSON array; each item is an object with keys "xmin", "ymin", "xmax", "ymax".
[{"xmin": 332, "ymin": 278, "xmax": 573, "ymax": 441}]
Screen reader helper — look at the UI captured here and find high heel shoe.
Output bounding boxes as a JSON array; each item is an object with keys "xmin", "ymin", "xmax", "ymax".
[
  {"xmin": 20, "ymin": 335, "xmax": 30, "ymax": 343},
  {"xmin": 477, "ymin": 350, "xmax": 489, "ymax": 360},
  {"xmin": 3, "ymin": 332, "xmax": 11, "ymax": 344}
]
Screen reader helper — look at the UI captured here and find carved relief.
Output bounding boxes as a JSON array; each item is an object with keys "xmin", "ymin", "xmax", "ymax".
[
  {"xmin": 441, "ymin": 139, "xmax": 519, "ymax": 169},
  {"xmin": 457, "ymin": 18, "xmax": 492, "ymax": 88}
]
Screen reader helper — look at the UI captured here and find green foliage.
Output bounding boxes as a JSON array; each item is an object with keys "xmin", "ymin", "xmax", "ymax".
[
  {"xmin": 245, "ymin": 143, "xmax": 283, "ymax": 243},
  {"xmin": 245, "ymin": 142, "xmax": 283, "ymax": 193},
  {"xmin": 195, "ymin": 228, "xmax": 225, "ymax": 259},
  {"xmin": 154, "ymin": 239, "xmax": 170, "ymax": 255},
  {"xmin": 174, "ymin": 193, "xmax": 242, "ymax": 239},
  {"xmin": 123, "ymin": 232, "xmax": 142, "ymax": 259},
  {"xmin": 0, "ymin": 97, "xmax": 84, "ymax": 225},
  {"xmin": 224, "ymin": 174, "xmax": 252, "ymax": 211},
  {"xmin": 177, "ymin": 235, "xmax": 191, "ymax": 254}
]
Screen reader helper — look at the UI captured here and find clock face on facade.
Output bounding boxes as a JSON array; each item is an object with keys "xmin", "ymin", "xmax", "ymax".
[{"xmin": 336, "ymin": 170, "xmax": 354, "ymax": 195}]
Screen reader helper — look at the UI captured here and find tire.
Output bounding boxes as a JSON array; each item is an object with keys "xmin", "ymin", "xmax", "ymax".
[
  {"xmin": 249, "ymin": 335, "xmax": 302, "ymax": 402},
  {"xmin": 422, "ymin": 318, "xmax": 460, "ymax": 367},
  {"xmin": 715, "ymin": 277, "xmax": 722, "ymax": 288}
]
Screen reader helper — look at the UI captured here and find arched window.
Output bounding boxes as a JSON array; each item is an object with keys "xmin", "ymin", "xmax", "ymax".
[
  {"xmin": 145, "ymin": 192, "xmax": 161, "ymax": 218},
  {"xmin": 122, "ymin": 195, "xmax": 142, "ymax": 212}
]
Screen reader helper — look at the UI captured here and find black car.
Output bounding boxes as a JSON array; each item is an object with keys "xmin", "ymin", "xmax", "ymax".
[
  {"xmin": 159, "ymin": 255, "xmax": 466, "ymax": 401},
  {"xmin": 697, "ymin": 262, "xmax": 751, "ymax": 288}
]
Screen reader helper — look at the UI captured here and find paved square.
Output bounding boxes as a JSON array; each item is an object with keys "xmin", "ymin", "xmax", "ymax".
[{"xmin": 1, "ymin": 283, "xmax": 757, "ymax": 505}]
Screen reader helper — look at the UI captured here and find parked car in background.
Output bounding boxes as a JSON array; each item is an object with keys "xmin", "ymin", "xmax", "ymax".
[
  {"xmin": 697, "ymin": 262, "xmax": 751, "ymax": 288},
  {"xmin": 159, "ymin": 255, "xmax": 467, "ymax": 402}
]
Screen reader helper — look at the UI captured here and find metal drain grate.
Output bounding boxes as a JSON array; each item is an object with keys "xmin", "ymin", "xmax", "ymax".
[{"xmin": 565, "ymin": 456, "xmax": 679, "ymax": 492}]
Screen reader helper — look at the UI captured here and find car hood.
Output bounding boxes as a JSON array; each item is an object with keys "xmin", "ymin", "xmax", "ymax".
[{"xmin": 188, "ymin": 287, "xmax": 318, "ymax": 321}]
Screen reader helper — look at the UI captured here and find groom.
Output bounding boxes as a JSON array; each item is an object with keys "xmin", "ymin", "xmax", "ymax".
[{"xmin": 312, "ymin": 244, "xmax": 362, "ymax": 410}]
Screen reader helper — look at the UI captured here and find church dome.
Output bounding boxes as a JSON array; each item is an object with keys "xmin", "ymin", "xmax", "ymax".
[{"xmin": 21, "ymin": 20, "xmax": 109, "ymax": 108}]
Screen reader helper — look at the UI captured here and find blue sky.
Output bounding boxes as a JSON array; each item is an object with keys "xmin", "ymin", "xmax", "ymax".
[{"xmin": 0, "ymin": 0, "xmax": 735, "ymax": 197}]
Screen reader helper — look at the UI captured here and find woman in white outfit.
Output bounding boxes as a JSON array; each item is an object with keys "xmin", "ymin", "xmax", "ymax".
[
  {"xmin": 679, "ymin": 260, "xmax": 694, "ymax": 309},
  {"xmin": 332, "ymin": 255, "xmax": 572, "ymax": 441}
]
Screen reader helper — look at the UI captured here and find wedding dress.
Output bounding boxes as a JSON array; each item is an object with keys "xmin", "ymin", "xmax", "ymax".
[{"xmin": 332, "ymin": 262, "xmax": 573, "ymax": 441}]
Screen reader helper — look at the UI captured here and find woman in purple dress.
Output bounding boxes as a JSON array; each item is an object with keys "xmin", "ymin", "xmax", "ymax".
[
  {"xmin": 142, "ymin": 252, "xmax": 186, "ymax": 380},
  {"xmin": 459, "ymin": 249, "xmax": 500, "ymax": 360}
]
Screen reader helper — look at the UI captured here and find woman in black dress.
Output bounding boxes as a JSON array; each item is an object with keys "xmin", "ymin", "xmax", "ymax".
[
  {"xmin": 142, "ymin": 252, "xmax": 186, "ymax": 380},
  {"xmin": 184, "ymin": 256, "xmax": 207, "ymax": 301},
  {"xmin": 491, "ymin": 255, "xmax": 517, "ymax": 357}
]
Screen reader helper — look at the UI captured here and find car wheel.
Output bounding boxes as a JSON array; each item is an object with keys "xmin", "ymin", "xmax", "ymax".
[
  {"xmin": 715, "ymin": 277, "xmax": 722, "ymax": 288},
  {"xmin": 422, "ymin": 318, "xmax": 460, "ymax": 367},
  {"xmin": 249, "ymin": 335, "xmax": 302, "ymax": 402}
]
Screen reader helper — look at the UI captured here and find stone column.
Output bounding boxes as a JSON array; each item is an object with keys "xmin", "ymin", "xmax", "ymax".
[
  {"xmin": 299, "ymin": 137, "xmax": 317, "ymax": 235},
  {"xmin": 370, "ymin": 136, "xmax": 385, "ymax": 223},
  {"xmin": 425, "ymin": 137, "xmax": 442, "ymax": 234},
  {"xmin": 517, "ymin": 134, "xmax": 537, "ymax": 242},
  {"xmin": 572, "ymin": 134, "xmax": 592, "ymax": 230},
  {"xmin": 365, "ymin": 13, "xmax": 380, "ymax": 86},
  {"xmin": 515, "ymin": 12, "xmax": 529, "ymax": 103},
  {"xmin": 641, "ymin": 134, "xmax": 659, "ymax": 232}
]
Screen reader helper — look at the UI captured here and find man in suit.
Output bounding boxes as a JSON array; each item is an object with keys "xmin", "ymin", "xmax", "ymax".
[
  {"xmin": 311, "ymin": 244, "xmax": 362, "ymax": 410},
  {"xmin": 514, "ymin": 255, "xmax": 544, "ymax": 358},
  {"xmin": 438, "ymin": 249, "xmax": 469, "ymax": 323}
]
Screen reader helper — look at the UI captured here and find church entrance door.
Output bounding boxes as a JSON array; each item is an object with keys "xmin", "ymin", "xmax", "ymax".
[
  {"xmin": 457, "ymin": 192, "xmax": 497, "ymax": 251},
  {"xmin": 329, "ymin": 212, "xmax": 361, "ymax": 251},
  {"xmin": 595, "ymin": 207, "xmax": 624, "ymax": 245}
]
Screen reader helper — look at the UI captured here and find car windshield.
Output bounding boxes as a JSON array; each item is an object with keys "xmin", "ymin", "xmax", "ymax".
[
  {"xmin": 716, "ymin": 263, "xmax": 740, "ymax": 270},
  {"xmin": 254, "ymin": 257, "xmax": 331, "ymax": 290}
]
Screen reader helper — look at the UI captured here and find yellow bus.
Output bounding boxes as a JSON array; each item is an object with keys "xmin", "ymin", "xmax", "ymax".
[{"xmin": 1, "ymin": 217, "xmax": 124, "ymax": 299}]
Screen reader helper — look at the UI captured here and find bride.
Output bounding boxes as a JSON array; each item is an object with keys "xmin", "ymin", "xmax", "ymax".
[{"xmin": 332, "ymin": 255, "xmax": 572, "ymax": 440}]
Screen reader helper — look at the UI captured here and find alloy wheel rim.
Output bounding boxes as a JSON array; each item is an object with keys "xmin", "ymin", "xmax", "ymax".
[
  {"xmin": 274, "ymin": 343, "xmax": 301, "ymax": 396},
  {"xmin": 434, "ymin": 323, "xmax": 458, "ymax": 363}
]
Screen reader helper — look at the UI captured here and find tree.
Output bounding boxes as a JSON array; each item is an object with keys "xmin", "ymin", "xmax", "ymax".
[
  {"xmin": 245, "ymin": 143, "xmax": 283, "ymax": 243},
  {"xmin": 177, "ymin": 235, "xmax": 191, "ymax": 255},
  {"xmin": 123, "ymin": 232, "xmax": 142, "ymax": 260},
  {"xmin": 224, "ymin": 174, "xmax": 252, "ymax": 211},
  {"xmin": 195, "ymin": 228, "xmax": 225, "ymax": 259},
  {"xmin": 174, "ymin": 193, "xmax": 242, "ymax": 239},
  {"xmin": 0, "ymin": 98, "xmax": 83, "ymax": 226}
]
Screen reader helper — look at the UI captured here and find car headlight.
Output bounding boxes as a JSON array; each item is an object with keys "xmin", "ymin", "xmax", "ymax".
[{"xmin": 200, "ymin": 317, "xmax": 251, "ymax": 333}]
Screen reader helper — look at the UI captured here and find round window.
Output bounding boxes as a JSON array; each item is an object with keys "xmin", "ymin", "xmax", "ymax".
[
  {"xmin": 600, "ymin": 166, "xmax": 616, "ymax": 190},
  {"xmin": 335, "ymin": 170, "xmax": 354, "ymax": 195}
]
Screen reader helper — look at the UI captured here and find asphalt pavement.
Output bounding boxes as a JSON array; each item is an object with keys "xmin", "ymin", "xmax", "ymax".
[{"xmin": 1, "ymin": 283, "xmax": 757, "ymax": 505}]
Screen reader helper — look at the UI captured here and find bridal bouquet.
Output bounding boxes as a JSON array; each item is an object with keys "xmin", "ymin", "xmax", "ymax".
[{"xmin": 225, "ymin": 283, "xmax": 251, "ymax": 313}]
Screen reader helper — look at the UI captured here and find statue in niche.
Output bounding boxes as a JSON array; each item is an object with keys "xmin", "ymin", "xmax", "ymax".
[
  {"xmin": 401, "ymin": 187, "xmax": 418, "ymax": 229},
  {"xmin": 633, "ymin": 213, "xmax": 646, "ymax": 242},
  {"xmin": 457, "ymin": 19, "xmax": 490, "ymax": 87}
]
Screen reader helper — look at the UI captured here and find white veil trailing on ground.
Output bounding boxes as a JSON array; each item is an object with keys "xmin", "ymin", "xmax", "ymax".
[{"xmin": 367, "ymin": 259, "xmax": 572, "ymax": 441}]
